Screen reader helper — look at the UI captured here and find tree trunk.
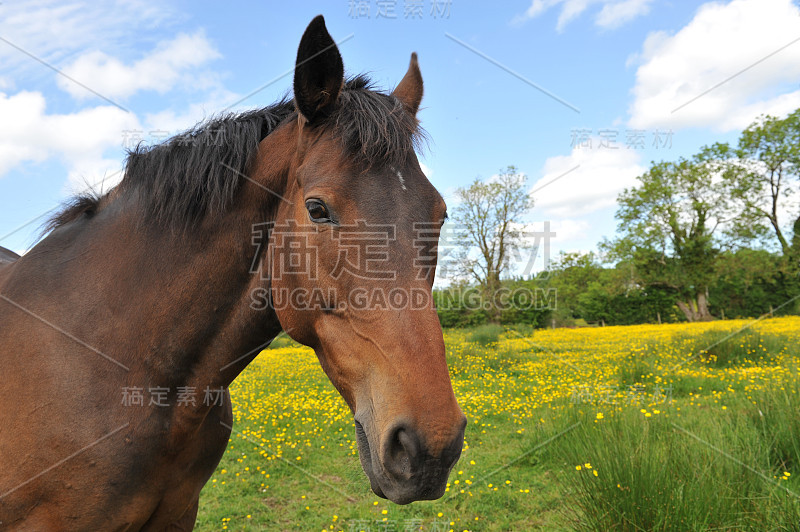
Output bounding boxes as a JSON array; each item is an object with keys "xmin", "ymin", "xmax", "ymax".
[
  {"xmin": 483, "ymin": 276, "xmax": 503, "ymax": 323},
  {"xmin": 697, "ymin": 291, "xmax": 713, "ymax": 320},
  {"xmin": 676, "ymin": 301, "xmax": 696, "ymax": 322},
  {"xmin": 676, "ymin": 292, "xmax": 714, "ymax": 322},
  {"xmin": 790, "ymin": 216, "xmax": 800, "ymax": 270}
]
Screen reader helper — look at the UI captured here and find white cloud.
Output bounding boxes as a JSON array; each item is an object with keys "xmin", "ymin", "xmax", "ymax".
[
  {"xmin": 144, "ymin": 100, "xmax": 228, "ymax": 137},
  {"xmin": 512, "ymin": 0, "xmax": 653, "ymax": 31},
  {"xmin": 596, "ymin": 0, "xmax": 654, "ymax": 29},
  {"xmin": 530, "ymin": 140, "xmax": 646, "ymax": 218},
  {"xmin": 0, "ymin": 0, "xmax": 187, "ymax": 192},
  {"xmin": 0, "ymin": 1, "xmax": 234, "ymax": 195},
  {"xmin": 629, "ymin": 0, "xmax": 800, "ymax": 131},
  {"xmin": 140, "ymin": 68, "xmax": 240, "ymax": 132},
  {"xmin": 57, "ymin": 32, "xmax": 221, "ymax": 101},
  {"xmin": 548, "ymin": 218, "xmax": 591, "ymax": 242},
  {"xmin": 0, "ymin": 90, "xmax": 139, "ymax": 191},
  {"xmin": 0, "ymin": 0, "xmax": 175, "ymax": 78}
]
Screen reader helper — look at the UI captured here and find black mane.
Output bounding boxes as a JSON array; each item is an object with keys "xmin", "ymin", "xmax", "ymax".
[
  {"xmin": 46, "ymin": 75, "xmax": 424, "ymax": 232},
  {"xmin": 123, "ymin": 101, "xmax": 295, "ymax": 226}
]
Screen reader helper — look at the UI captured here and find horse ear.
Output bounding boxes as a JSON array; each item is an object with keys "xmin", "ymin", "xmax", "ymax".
[
  {"xmin": 294, "ymin": 15, "xmax": 344, "ymax": 123},
  {"xmin": 392, "ymin": 52, "xmax": 423, "ymax": 116}
]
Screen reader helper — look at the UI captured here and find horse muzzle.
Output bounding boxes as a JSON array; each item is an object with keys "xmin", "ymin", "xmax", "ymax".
[{"xmin": 354, "ymin": 414, "xmax": 466, "ymax": 504}]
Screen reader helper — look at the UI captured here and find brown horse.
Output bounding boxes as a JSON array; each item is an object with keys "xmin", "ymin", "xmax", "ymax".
[{"xmin": 0, "ymin": 16, "xmax": 465, "ymax": 531}]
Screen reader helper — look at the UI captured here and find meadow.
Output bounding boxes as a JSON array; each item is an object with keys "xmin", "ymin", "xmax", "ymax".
[{"xmin": 196, "ymin": 318, "xmax": 800, "ymax": 531}]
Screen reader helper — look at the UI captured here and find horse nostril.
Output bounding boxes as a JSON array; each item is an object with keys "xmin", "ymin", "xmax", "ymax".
[{"xmin": 384, "ymin": 424, "xmax": 420, "ymax": 480}]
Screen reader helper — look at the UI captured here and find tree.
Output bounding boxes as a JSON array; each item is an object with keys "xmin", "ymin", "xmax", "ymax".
[
  {"xmin": 709, "ymin": 248, "xmax": 797, "ymax": 318},
  {"xmin": 605, "ymin": 156, "xmax": 745, "ymax": 322},
  {"xmin": 726, "ymin": 111, "xmax": 800, "ymax": 256},
  {"xmin": 449, "ymin": 166, "xmax": 534, "ymax": 321},
  {"xmin": 545, "ymin": 252, "xmax": 605, "ymax": 324},
  {"xmin": 542, "ymin": 252, "xmax": 680, "ymax": 326}
]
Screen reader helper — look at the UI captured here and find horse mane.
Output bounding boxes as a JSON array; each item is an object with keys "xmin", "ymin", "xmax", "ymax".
[
  {"xmin": 45, "ymin": 75, "xmax": 425, "ymax": 232},
  {"xmin": 122, "ymin": 101, "xmax": 295, "ymax": 227},
  {"xmin": 42, "ymin": 194, "xmax": 104, "ymax": 234}
]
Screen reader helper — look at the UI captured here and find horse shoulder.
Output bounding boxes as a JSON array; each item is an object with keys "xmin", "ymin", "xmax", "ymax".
[{"xmin": 137, "ymin": 394, "xmax": 233, "ymax": 530}]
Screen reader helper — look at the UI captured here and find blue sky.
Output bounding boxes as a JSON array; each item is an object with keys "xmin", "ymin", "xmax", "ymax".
[{"xmin": 2, "ymin": 0, "xmax": 800, "ymax": 270}]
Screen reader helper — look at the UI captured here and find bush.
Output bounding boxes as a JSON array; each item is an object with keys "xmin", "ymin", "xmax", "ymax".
[
  {"xmin": 267, "ymin": 334, "xmax": 300, "ymax": 349},
  {"xmin": 467, "ymin": 323, "xmax": 504, "ymax": 345}
]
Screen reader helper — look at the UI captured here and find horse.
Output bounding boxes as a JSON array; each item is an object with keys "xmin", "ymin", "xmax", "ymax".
[{"xmin": 0, "ymin": 15, "xmax": 465, "ymax": 531}]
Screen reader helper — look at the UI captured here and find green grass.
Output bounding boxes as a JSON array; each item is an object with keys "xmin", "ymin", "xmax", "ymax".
[
  {"xmin": 539, "ymin": 398, "xmax": 800, "ymax": 531},
  {"xmin": 747, "ymin": 378, "xmax": 800, "ymax": 477},
  {"xmin": 680, "ymin": 329, "xmax": 790, "ymax": 367},
  {"xmin": 195, "ymin": 320, "xmax": 800, "ymax": 531}
]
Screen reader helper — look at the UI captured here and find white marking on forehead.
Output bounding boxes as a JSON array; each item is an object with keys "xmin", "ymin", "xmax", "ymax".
[{"xmin": 395, "ymin": 168, "xmax": 407, "ymax": 191}]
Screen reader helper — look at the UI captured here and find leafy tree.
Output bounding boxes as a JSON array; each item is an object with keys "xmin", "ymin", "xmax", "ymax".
[
  {"xmin": 545, "ymin": 252, "xmax": 681, "ymax": 326},
  {"xmin": 545, "ymin": 252, "xmax": 606, "ymax": 323},
  {"xmin": 731, "ymin": 111, "xmax": 800, "ymax": 256},
  {"xmin": 605, "ymin": 156, "xmax": 745, "ymax": 322},
  {"xmin": 498, "ymin": 277, "xmax": 552, "ymax": 327},
  {"xmin": 432, "ymin": 284, "xmax": 491, "ymax": 328},
  {"xmin": 577, "ymin": 281, "xmax": 612, "ymax": 324},
  {"xmin": 449, "ymin": 166, "xmax": 534, "ymax": 320},
  {"xmin": 710, "ymin": 249, "xmax": 800, "ymax": 318},
  {"xmin": 704, "ymin": 111, "xmax": 800, "ymax": 258},
  {"xmin": 432, "ymin": 277, "xmax": 552, "ymax": 328}
]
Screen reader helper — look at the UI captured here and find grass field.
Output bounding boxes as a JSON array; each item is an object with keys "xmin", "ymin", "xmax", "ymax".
[{"xmin": 195, "ymin": 318, "xmax": 800, "ymax": 531}]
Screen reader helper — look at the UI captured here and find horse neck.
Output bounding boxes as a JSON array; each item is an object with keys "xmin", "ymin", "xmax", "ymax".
[
  {"xmin": 9, "ymin": 124, "xmax": 296, "ymax": 393},
  {"xmin": 132, "ymin": 125, "xmax": 298, "ymax": 390}
]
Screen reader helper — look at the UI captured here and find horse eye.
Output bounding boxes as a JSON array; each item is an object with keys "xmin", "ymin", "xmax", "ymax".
[{"xmin": 305, "ymin": 199, "xmax": 331, "ymax": 222}]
